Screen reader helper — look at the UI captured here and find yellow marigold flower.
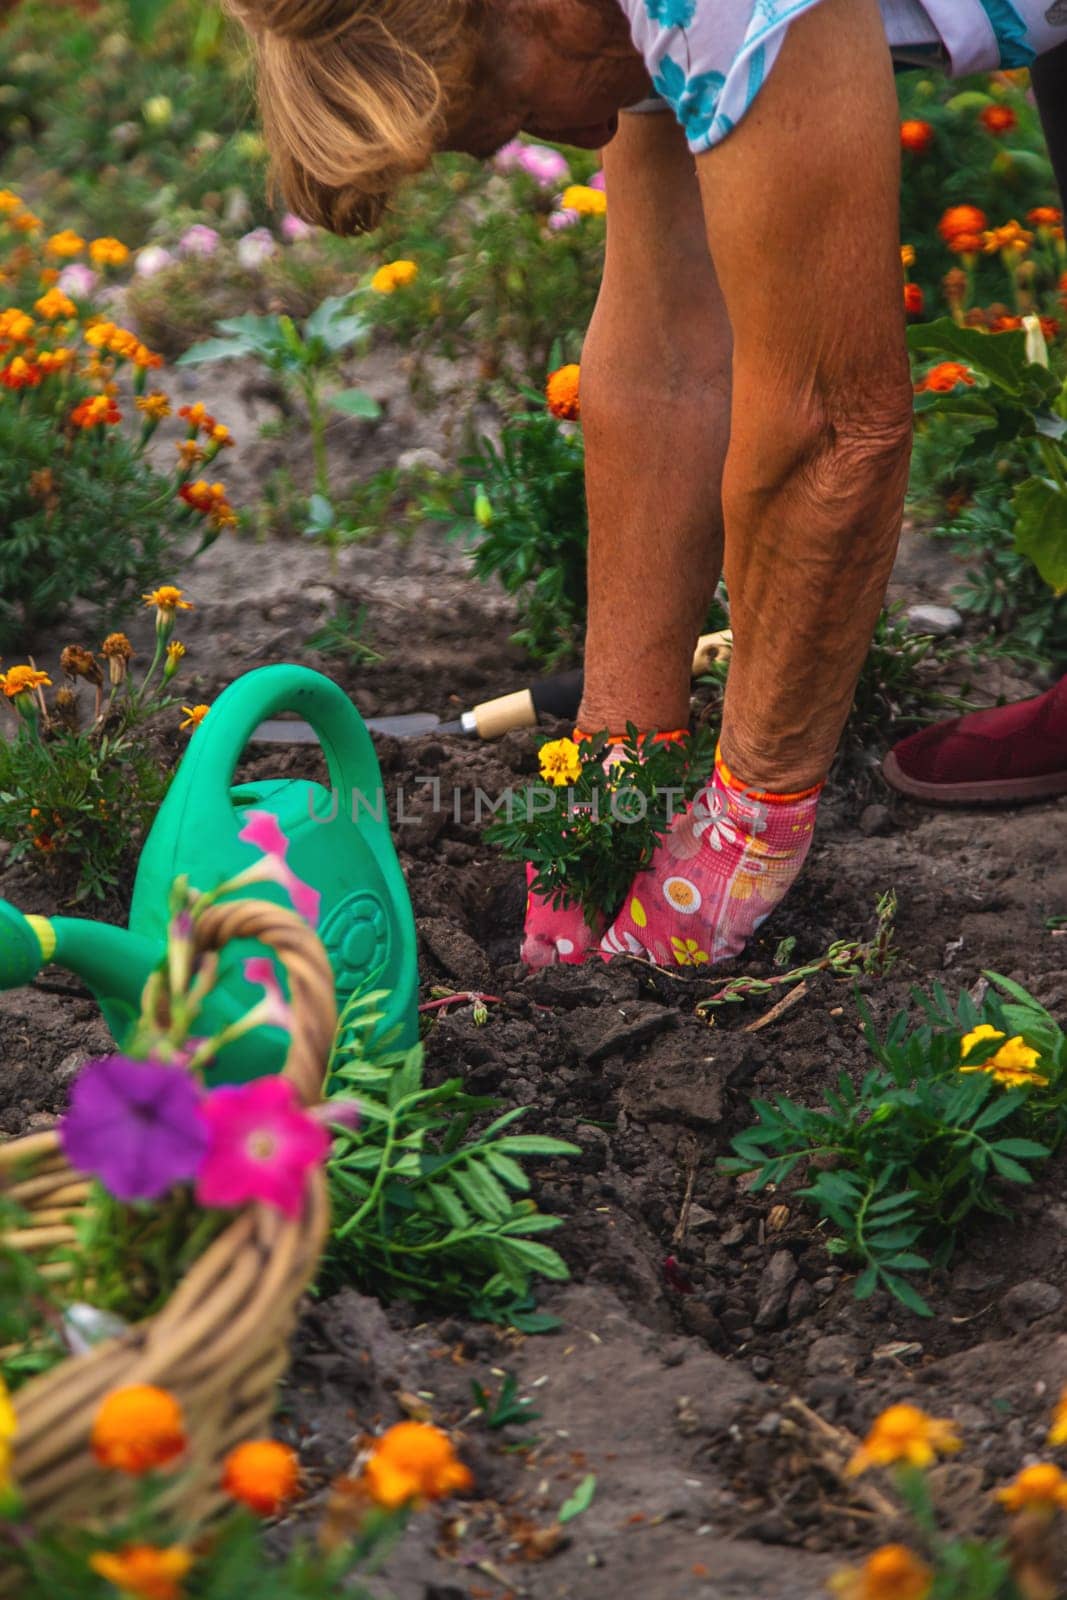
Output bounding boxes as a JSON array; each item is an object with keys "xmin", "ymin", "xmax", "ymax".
[
  {"xmin": 539, "ymin": 736, "xmax": 583, "ymax": 787},
  {"xmin": 46, "ymin": 227, "xmax": 85, "ymax": 258},
  {"xmin": 37, "ymin": 347, "xmax": 74, "ymax": 374},
  {"xmin": 180, "ymin": 704, "xmax": 210, "ymax": 730},
  {"xmin": 900, "ymin": 244, "xmax": 916, "ymax": 268},
  {"xmin": 370, "ymin": 258, "xmax": 418, "ymax": 293},
  {"xmin": 89, "ymin": 1544, "xmax": 193, "ymax": 1600},
  {"xmin": 0, "ymin": 307, "xmax": 34, "ymax": 343},
  {"xmin": 91, "ymin": 1385, "xmax": 186, "ymax": 1475},
  {"xmin": 0, "ymin": 189, "xmax": 23, "ymax": 214},
  {"xmin": 0, "ymin": 1373, "xmax": 16, "ymax": 1506},
  {"xmin": 136, "ymin": 391, "xmax": 172, "ymax": 422},
  {"xmin": 208, "ymin": 422, "xmax": 232, "ymax": 446},
  {"xmin": 162, "ymin": 640, "xmax": 185, "ymax": 682},
  {"xmin": 221, "ymin": 1439, "xmax": 300, "ymax": 1515},
  {"xmin": 847, "ymin": 1404, "xmax": 961, "ymax": 1476},
  {"xmin": 361, "ymin": 1421, "xmax": 473, "ymax": 1510},
  {"xmin": 561, "ymin": 184, "xmax": 607, "ymax": 217},
  {"xmin": 176, "ymin": 439, "xmax": 204, "ymax": 470},
  {"xmin": 84, "ymin": 318, "xmax": 117, "ymax": 348},
  {"xmin": 997, "ymin": 1463, "xmax": 1067, "ymax": 1515},
  {"xmin": 829, "ymin": 1544, "xmax": 933, "ymax": 1600},
  {"xmin": 959, "ymin": 1024, "xmax": 1047, "ymax": 1088},
  {"xmin": 545, "ymin": 363, "xmax": 581, "ymax": 420},
  {"xmin": 0, "ymin": 664, "xmax": 51, "ymax": 699},
  {"xmin": 143, "ymin": 585, "xmax": 193, "ymax": 615},
  {"xmin": 89, "ymin": 236, "xmax": 130, "ymax": 268}
]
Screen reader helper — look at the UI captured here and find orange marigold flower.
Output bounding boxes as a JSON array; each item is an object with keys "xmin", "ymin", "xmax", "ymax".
[
  {"xmin": 222, "ymin": 1439, "xmax": 300, "ymax": 1515},
  {"xmin": 176, "ymin": 439, "xmax": 204, "ymax": 469},
  {"xmin": 980, "ymin": 104, "xmax": 1017, "ymax": 136},
  {"xmin": 370, "ymin": 258, "xmax": 419, "ymax": 293},
  {"xmin": 208, "ymin": 422, "xmax": 233, "ymax": 447},
  {"xmin": 948, "ymin": 231, "xmax": 985, "ymax": 256},
  {"xmin": 178, "ymin": 401, "xmax": 210, "ymax": 428},
  {"xmin": 34, "ymin": 286, "xmax": 77, "ymax": 320},
  {"xmin": 997, "ymin": 1463, "xmax": 1067, "ymax": 1515},
  {"xmin": 38, "ymin": 266, "xmax": 59, "ymax": 287},
  {"xmin": 915, "ymin": 361, "xmax": 976, "ymax": 394},
  {"xmin": 11, "ymin": 211, "xmax": 42, "ymax": 234},
  {"xmin": 46, "ymin": 228, "xmax": 85, "ymax": 258},
  {"xmin": 0, "ymin": 189, "xmax": 23, "ymax": 214},
  {"xmin": 89, "ymin": 235, "xmax": 130, "ymax": 268},
  {"xmin": 37, "ymin": 348, "xmax": 74, "ymax": 374},
  {"xmin": 990, "ymin": 314, "xmax": 1024, "ymax": 332},
  {"xmin": 938, "ymin": 205, "xmax": 987, "ymax": 245},
  {"xmin": 847, "ymin": 1404, "xmax": 961, "ymax": 1476},
  {"xmin": 900, "ymin": 120, "xmax": 934, "ymax": 154},
  {"xmin": 1048, "ymin": 1386, "xmax": 1067, "ymax": 1446},
  {"xmin": 829, "ymin": 1543, "xmax": 933, "ymax": 1600},
  {"xmin": 0, "ymin": 665, "xmax": 51, "ymax": 699},
  {"xmin": 0, "ymin": 306, "xmax": 34, "ymax": 343},
  {"xmin": 70, "ymin": 393, "xmax": 121, "ymax": 428},
  {"xmin": 0, "ymin": 356, "xmax": 41, "ymax": 389},
  {"xmin": 546, "ymin": 362, "xmax": 580, "ymax": 421},
  {"xmin": 179, "ymin": 703, "xmax": 209, "ymax": 730},
  {"xmin": 179, "ymin": 479, "xmax": 227, "ymax": 514},
  {"xmin": 92, "ymin": 1385, "xmax": 186, "ymax": 1475},
  {"xmin": 982, "ymin": 221, "xmax": 1033, "ymax": 256},
  {"xmin": 361, "ymin": 1421, "xmax": 473, "ymax": 1510},
  {"xmin": 136, "ymin": 391, "xmax": 172, "ymax": 422},
  {"xmin": 1029, "ymin": 206, "xmax": 1063, "ymax": 229},
  {"xmin": 89, "ymin": 1544, "xmax": 193, "ymax": 1600},
  {"xmin": 900, "ymin": 244, "xmax": 916, "ymax": 268},
  {"xmin": 143, "ymin": 585, "xmax": 192, "ymax": 615},
  {"xmin": 903, "ymin": 283, "xmax": 924, "ymax": 317}
]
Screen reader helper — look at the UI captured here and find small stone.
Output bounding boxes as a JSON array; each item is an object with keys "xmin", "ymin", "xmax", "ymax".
[
  {"xmin": 720, "ymin": 1223, "xmax": 747, "ymax": 1247},
  {"xmin": 755, "ymin": 1250, "xmax": 799, "ymax": 1330},
  {"xmin": 397, "ymin": 447, "xmax": 448, "ymax": 475},
  {"xmin": 686, "ymin": 1205, "xmax": 718, "ymax": 1233},
  {"xmin": 751, "ymin": 1356, "xmax": 773, "ymax": 1380},
  {"xmin": 906, "ymin": 603, "xmax": 964, "ymax": 636},
  {"xmin": 813, "ymin": 1277, "xmax": 837, "ymax": 1297},
  {"xmin": 787, "ymin": 1279, "xmax": 816, "ymax": 1323},
  {"xmin": 755, "ymin": 1411, "xmax": 782, "ymax": 1437},
  {"xmin": 859, "ymin": 804, "xmax": 893, "ymax": 837},
  {"xmin": 806, "ymin": 1335, "xmax": 860, "ymax": 1376},
  {"xmin": 1001, "ymin": 1280, "xmax": 1063, "ymax": 1330}
]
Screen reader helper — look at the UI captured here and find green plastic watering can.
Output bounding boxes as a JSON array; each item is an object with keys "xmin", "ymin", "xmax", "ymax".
[{"xmin": 0, "ymin": 665, "xmax": 419, "ymax": 1082}]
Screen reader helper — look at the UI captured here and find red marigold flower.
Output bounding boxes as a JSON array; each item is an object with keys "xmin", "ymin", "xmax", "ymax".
[
  {"xmin": 980, "ymin": 104, "xmax": 1017, "ymax": 136},
  {"xmin": 0, "ymin": 356, "xmax": 42, "ymax": 389},
  {"xmin": 1029, "ymin": 206, "xmax": 1063, "ymax": 229},
  {"xmin": 903, "ymin": 283, "xmax": 924, "ymax": 317},
  {"xmin": 938, "ymin": 205, "xmax": 988, "ymax": 245},
  {"xmin": 1040, "ymin": 316, "xmax": 1060, "ymax": 341},
  {"xmin": 990, "ymin": 314, "xmax": 1023, "ymax": 333},
  {"xmin": 915, "ymin": 361, "xmax": 976, "ymax": 394},
  {"xmin": 900, "ymin": 120, "xmax": 934, "ymax": 154},
  {"xmin": 71, "ymin": 394, "xmax": 121, "ymax": 428}
]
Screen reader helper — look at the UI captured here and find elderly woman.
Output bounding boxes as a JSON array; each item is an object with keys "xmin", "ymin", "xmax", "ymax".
[{"xmin": 232, "ymin": 0, "xmax": 1067, "ymax": 967}]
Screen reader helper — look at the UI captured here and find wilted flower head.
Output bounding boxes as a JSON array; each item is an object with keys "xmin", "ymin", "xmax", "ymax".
[
  {"xmin": 60, "ymin": 644, "xmax": 102, "ymax": 686},
  {"xmin": 178, "ymin": 223, "xmax": 221, "ymax": 257},
  {"xmin": 236, "ymin": 227, "xmax": 277, "ymax": 270}
]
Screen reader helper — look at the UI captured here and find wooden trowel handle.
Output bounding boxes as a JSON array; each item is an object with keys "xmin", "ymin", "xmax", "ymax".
[{"xmin": 467, "ymin": 631, "xmax": 733, "ymax": 740}]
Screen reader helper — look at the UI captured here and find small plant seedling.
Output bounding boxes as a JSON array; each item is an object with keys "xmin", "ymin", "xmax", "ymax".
[
  {"xmin": 558, "ymin": 1473, "xmax": 597, "ymax": 1525},
  {"xmin": 307, "ymin": 602, "xmax": 383, "ymax": 665},
  {"xmin": 471, "ymin": 1372, "xmax": 541, "ymax": 1430}
]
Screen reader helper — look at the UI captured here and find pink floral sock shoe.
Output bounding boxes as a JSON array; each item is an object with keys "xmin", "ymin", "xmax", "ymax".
[
  {"xmin": 599, "ymin": 749, "xmax": 822, "ymax": 967},
  {"xmin": 520, "ymin": 727, "xmax": 688, "ymax": 969}
]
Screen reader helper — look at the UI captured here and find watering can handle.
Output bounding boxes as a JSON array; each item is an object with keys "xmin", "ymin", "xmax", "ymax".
[{"xmin": 167, "ymin": 664, "xmax": 383, "ymax": 845}]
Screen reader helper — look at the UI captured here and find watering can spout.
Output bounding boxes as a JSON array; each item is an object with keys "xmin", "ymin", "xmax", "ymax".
[{"xmin": 0, "ymin": 899, "xmax": 157, "ymax": 1043}]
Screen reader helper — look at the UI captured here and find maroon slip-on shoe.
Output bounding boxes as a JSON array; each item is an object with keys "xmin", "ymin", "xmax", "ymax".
[{"xmin": 882, "ymin": 674, "xmax": 1067, "ymax": 805}]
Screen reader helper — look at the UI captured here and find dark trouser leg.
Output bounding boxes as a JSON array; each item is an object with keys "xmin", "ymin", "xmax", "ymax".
[{"xmin": 1032, "ymin": 43, "xmax": 1067, "ymax": 202}]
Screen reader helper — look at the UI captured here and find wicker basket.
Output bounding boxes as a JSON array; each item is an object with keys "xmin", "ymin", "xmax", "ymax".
[{"xmin": 0, "ymin": 898, "xmax": 337, "ymax": 1548}]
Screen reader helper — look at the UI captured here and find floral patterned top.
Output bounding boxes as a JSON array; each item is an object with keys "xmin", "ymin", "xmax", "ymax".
[{"xmin": 615, "ymin": 0, "xmax": 1067, "ymax": 154}]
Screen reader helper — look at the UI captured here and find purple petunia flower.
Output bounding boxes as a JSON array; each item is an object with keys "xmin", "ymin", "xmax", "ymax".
[{"xmin": 59, "ymin": 1055, "xmax": 208, "ymax": 1203}]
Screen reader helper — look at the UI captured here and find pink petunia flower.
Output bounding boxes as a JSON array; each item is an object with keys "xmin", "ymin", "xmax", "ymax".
[
  {"xmin": 196, "ymin": 1075, "xmax": 329, "ymax": 1218},
  {"xmin": 243, "ymin": 955, "xmax": 292, "ymax": 1031},
  {"xmin": 232, "ymin": 810, "xmax": 321, "ymax": 927}
]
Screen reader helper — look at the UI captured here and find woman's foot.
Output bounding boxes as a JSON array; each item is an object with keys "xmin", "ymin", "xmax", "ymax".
[{"xmin": 882, "ymin": 676, "xmax": 1067, "ymax": 805}]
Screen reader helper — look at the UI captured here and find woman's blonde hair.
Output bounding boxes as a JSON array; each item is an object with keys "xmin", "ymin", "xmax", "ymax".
[{"xmin": 227, "ymin": 0, "xmax": 478, "ymax": 233}]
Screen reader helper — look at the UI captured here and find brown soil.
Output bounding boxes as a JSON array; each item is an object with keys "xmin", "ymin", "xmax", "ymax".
[{"xmin": 3, "ymin": 511, "xmax": 1067, "ymax": 1598}]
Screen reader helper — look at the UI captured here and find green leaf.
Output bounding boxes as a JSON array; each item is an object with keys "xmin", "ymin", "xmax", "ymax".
[
  {"xmin": 971, "ymin": 1094, "xmax": 1026, "ymax": 1132},
  {"xmin": 880, "ymin": 1271, "xmax": 933, "ymax": 1318},
  {"xmin": 485, "ymin": 1150, "xmax": 531, "ymax": 1191},
  {"xmin": 991, "ymin": 1138, "xmax": 1049, "ymax": 1160},
  {"xmin": 428, "ymin": 1183, "xmax": 471, "ymax": 1228},
  {"xmin": 1013, "ymin": 476, "xmax": 1067, "ymax": 595},
  {"xmin": 328, "ymin": 388, "xmax": 383, "ymax": 420},
  {"xmin": 175, "ymin": 336, "xmax": 252, "ymax": 366},
  {"xmin": 496, "ymin": 1136, "xmax": 582, "ymax": 1157},
  {"xmin": 496, "ymin": 1237, "xmax": 570, "ymax": 1281},
  {"xmin": 559, "ymin": 1473, "xmax": 596, "ymax": 1525},
  {"xmin": 990, "ymin": 1152, "xmax": 1035, "ymax": 1184},
  {"xmin": 908, "ymin": 318, "xmax": 1041, "ymax": 396},
  {"xmin": 854, "ymin": 1264, "xmax": 878, "ymax": 1300}
]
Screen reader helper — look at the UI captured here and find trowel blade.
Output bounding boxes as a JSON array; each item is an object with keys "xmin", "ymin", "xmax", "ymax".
[{"xmin": 251, "ymin": 712, "xmax": 445, "ymax": 744}]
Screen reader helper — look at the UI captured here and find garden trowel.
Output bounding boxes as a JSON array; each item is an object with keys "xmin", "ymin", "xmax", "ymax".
[{"xmin": 252, "ymin": 630, "xmax": 732, "ymax": 745}]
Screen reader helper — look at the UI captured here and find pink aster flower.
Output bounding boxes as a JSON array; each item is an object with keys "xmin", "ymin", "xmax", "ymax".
[
  {"xmin": 195, "ymin": 1075, "xmax": 329, "ymax": 1217},
  {"xmin": 178, "ymin": 223, "xmax": 221, "ymax": 257},
  {"xmin": 548, "ymin": 208, "xmax": 581, "ymax": 232},
  {"xmin": 134, "ymin": 245, "xmax": 175, "ymax": 277},
  {"xmin": 588, "ymin": 169, "xmax": 606, "ymax": 191},
  {"xmin": 280, "ymin": 212, "xmax": 313, "ymax": 242},
  {"xmin": 57, "ymin": 262, "xmax": 98, "ymax": 299},
  {"xmin": 492, "ymin": 139, "xmax": 525, "ymax": 173},
  {"xmin": 236, "ymin": 227, "xmax": 277, "ymax": 270},
  {"xmin": 230, "ymin": 810, "xmax": 321, "ymax": 927},
  {"xmin": 516, "ymin": 144, "xmax": 570, "ymax": 188}
]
